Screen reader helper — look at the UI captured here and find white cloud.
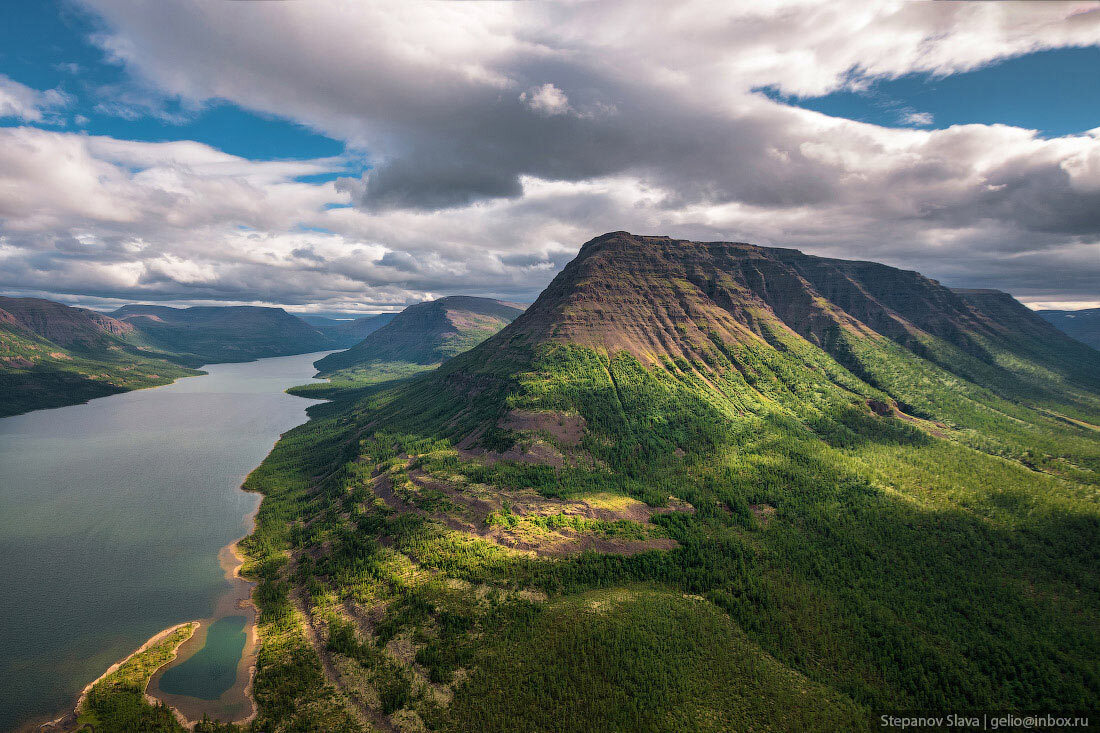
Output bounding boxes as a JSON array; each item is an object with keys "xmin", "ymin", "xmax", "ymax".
[
  {"xmin": 521, "ymin": 84, "xmax": 572, "ymax": 116},
  {"xmin": 900, "ymin": 110, "xmax": 934, "ymax": 126},
  {"xmin": 0, "ymin": 75, "xmax": 70, "ymax": 122},
  {"xmin": 0, "ymin": 1, "xmax": 1097, "ymax": 308}
]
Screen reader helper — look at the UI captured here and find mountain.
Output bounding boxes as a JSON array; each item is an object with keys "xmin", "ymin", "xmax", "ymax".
[
  {"xmin": 299, "ymin": 313, "xmax": 397, "ymax": 347},
  {"xmin": 0, "ymin": 297, "xmax": 197, "ymax": 417},
  {"xmin": 187, "ymin": 234, "xmax": 1100, "ymax": 730},
  {"xmin": 1036, "ymin": 307, "xmax": 1100, "ymax": 350},
  {"xmin": 313, "ymin": 295, "xmax": 525, "ymax": 380},
  {"xmin": 111, "ymin": 304, "xmax": 335, "ymax": 364}
]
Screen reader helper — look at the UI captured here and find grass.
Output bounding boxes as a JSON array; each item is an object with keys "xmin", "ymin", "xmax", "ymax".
[
  {"xmin": 0, "ymin": 324, "xmax": 199, "ymax": 417},
  {"xmin": 77, "ymin": 623, "xmax": 196, "ymax": 733},
  {"xmin": 225, "ymin": 291, "xmax": 1100, "ymax": 730}
]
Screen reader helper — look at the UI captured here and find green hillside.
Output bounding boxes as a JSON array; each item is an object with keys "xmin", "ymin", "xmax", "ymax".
[
  {"xmin": 313, "ymin": 296, "xmax": 525, "ymax": 385},
  {"xmin": 163, "ymin": 232, "xmax": 1099, "ymax": 732},
  {"xmin": 0, "ymin": 297, "xmax": 198, "ymax": 417},
  {"xmin": 112, "ymin": 304, "xmax": 336, "ymax": 365}
]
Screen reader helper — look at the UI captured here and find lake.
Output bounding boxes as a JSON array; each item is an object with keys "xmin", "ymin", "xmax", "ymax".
[{"xmin": 0, "ymin": 351, "xmax": 328, "ymax": 731}]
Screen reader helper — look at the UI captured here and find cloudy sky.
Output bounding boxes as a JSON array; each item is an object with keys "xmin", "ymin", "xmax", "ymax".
[{"xmin": 1, "ymin": 1, "xmax": 1098, "ymax": 314}]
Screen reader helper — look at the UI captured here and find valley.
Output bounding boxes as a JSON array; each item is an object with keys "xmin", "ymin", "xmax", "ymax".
[
  {"xmin": 6, "ymin": 233, "xmax": 1099, "ymax": 732},
  {"xmin": 0, "ymin": 352, "xmax": 328, "ymax": 732},
  {"xmin": 76, "ymin": 232, "xmax": 1096, "ymax": 732},
  {"xmin": 0, "ymin": 300, "xmax": 381, "ymax": 417},
  {"xmin": 1037, "ymin": 307, "xmax": 1100, "ymax": 350},
  {"xmin": 6, "ymin": 5, "xmax": 1099, "ymax": 731}
]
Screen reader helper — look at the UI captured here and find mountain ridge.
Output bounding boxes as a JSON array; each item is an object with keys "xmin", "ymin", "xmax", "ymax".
[
  {"xmin": 1, "ymin": 296, "xmax": 137, "ymax": 347},
  {"xmin": 0, "ymin": 297, "xmax": 197, "ymax": 417},
  {"xmin": 111, "ymin": 304, "xmax": 335, "ymax": 364},
  {"xmin": 314, "ymin": 295, "xmax": 526, "ymax": 377},
  {"xmin": 234, "ymin": 232, "xmax": 1100, "ymax": 731},
  {"xmin": 438, "ymin": 232, "xmax": 1098, "ymax": 417},
  {"xmin": 1036, "ymin": 306, "xmax": 1100, "ymax": 350}
]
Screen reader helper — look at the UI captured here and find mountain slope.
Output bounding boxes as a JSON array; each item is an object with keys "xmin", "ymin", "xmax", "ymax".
[
  {"xmin": 313, "ymin": 295, "xmax": 525, "ymax": 380},
  {"xmin": 1036, "ymin": 307, "xmax": 1100, "ymax": 350},
  {"xmin": 235, "ymin": 233, "xmax": 1099, "ymax": 732},
  {"xmin": 112, "ymin": 304, "xmax": 334, "ymax": 364},
  {"xmin": 0, "ymin": 297, "xmax": 197, "ymax": 417}
]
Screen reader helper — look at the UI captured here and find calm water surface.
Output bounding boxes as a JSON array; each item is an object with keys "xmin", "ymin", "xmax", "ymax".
[
  {"xmin": 0, "ymin": 352, "xmax": 328, "ymax": 731},
  {"xmin": 159, "ymin": 616, "xmax": 248, "ymax": 701}
]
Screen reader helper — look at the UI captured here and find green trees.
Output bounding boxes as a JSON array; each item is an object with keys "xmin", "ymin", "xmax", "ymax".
[{"xmin": 229, "ymin": 237, "xmax": 1100, "ymax": 730}]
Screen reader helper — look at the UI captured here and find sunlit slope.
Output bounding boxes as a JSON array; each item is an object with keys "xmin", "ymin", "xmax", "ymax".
[
  {"xmin": 0, "ymin": 297, "xmax": 197, "ymax": 416},
  {"xmin": 365, "ymin": 232, "xmax": 1099, "ymax": 475},
  {"xmin": 314, "ymin": 296, "xmax": 525, "ymax": 384},
  {"xmin": 234, "ymin": 233, "xmax": 1099, "ymax": 732}
]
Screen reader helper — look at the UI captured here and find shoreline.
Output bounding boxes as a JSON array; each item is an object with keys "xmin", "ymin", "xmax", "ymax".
[
  {"xmin": 28, "ymin": 622, "xmax": 198, "ymax": 733},
  {"xmin": 145, "ymin": 519, "xmax": 262, "ymax": 727},
  {"xmin": 1, "ymin": 367, "xmax": 206, "ymax": 421},
  {"xmin": 16, "ymin": 354, "xmax": 332, "ymax": 732},
  {"xmin": 3, "ymin": 345, "xmax": 334, "ymax": 420},
  {"xmin": 32, "ymin": 511, "xmax": 263, "ymax": 733}
]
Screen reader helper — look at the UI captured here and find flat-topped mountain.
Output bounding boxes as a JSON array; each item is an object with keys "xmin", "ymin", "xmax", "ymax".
[
  {"xmin": 241, "ymin": 232, "xmax": 1099, "ymax": 730},
  {"xmin": 432, "ymin": 233, "xmax": 1098, "ymax": 417},
  {"xmin": 1036, "ymin": 306, "xmax": 1100, "ymax": 350},
  {"xmin": 314, "ymin": 295, "xmax": 525, "ymax": 378},
  {"xmin": 1, "ymin": 296, "xmax": 135, "ymax": 348},
  {"xmin": 474, "ymin": 233, "xmax": 1091, "ymax": 373},
  {"xmin": 0, "ymin": 297, "xmax": 196, "ymax": 417},
  {"xmin": 112, "ymin": 304, "xmax": 334, "ymax": 364}
]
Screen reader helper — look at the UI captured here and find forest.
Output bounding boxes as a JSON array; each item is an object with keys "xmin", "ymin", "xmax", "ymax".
[{"xmin": 79, "ymin": 238, "xmax": 1100, "ymax": 731}]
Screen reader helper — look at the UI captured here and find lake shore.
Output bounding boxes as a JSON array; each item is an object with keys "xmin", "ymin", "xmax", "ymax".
[
  {"xmin": 26, "ymin": 622, "xmax": 198, "ymax": 733},
  {"xmin": 31, "ymin": 503, "xmax": 264, "ymax": 732},
  {"xmin": 1, "ymin": 351, "xmax": 332, "ymax": 731},
  {"xmin": 146, "ymin": 529, "xmax": 262, "ymax": 725}
]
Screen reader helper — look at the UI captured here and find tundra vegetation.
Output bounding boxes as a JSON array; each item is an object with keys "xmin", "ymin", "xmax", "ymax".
[
  {"xmin": 82, "ymin": 234, "xmax": 1100, "ymax": 732},
  {"xmin": 0, "ymin": 297, "xmax": 199, "ymax": 417}
]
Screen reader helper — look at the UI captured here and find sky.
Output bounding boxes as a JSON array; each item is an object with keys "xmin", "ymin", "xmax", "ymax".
[{"xmin": 0, "ymin": 1, "xmax": 1098, "ymax": 314}]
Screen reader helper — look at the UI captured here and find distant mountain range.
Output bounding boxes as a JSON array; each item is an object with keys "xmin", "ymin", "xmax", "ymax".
[
  {"xmin": 0, "ymin": 296, "xmax": 522, "ymax": 416},
  {"xmin": 111, "ymin": 304, "xmax": 338, "ymax": 365},
  {"xmin": 299, "ymin": 313, "xmax": 397, "ymax": 345},
  {"xmin": 313, "ymin": 295, "xmax": 526, "ymax": 382},
  {"xmin": 1036, "ymin": 307, "xmax": 1100, "ymax": 349},
  {"xmin": 235, "ymin": 232, "xmax": 1100, "ymax": 730},
  {"xmin": 0, "ymin": 301, "xmax": 402, "ymax": 416}
]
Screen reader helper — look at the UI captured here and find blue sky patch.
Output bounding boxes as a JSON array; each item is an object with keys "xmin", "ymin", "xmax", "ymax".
[
  {"xmin": 761, "ymin": 46, "xmax": 1100, "ymax": 137},
  {"xmin": 0, "ymin": 0, "xmax": 345, "ymax": 160}
]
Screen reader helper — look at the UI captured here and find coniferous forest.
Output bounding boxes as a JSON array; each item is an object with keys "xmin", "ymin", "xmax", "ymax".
[{"xmin": 83, "ymin": 233, "xmax": 1100, "ymax": 732}]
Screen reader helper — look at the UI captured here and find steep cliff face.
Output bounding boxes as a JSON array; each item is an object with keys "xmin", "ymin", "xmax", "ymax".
[
  {"xmin": 0, "ymin": 297, "xmax": 135, "ymax": 349},
  {"xmin": 459, "ymin": 232, "xmax": 1097, "ymax": 390},
  {"xmin": 953, "ymin": 289, "xmax": 1081, "ymax": 341},
  {"xmin": 315, "ymin": 296, "xmax": 525, "ymax": 375}
]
